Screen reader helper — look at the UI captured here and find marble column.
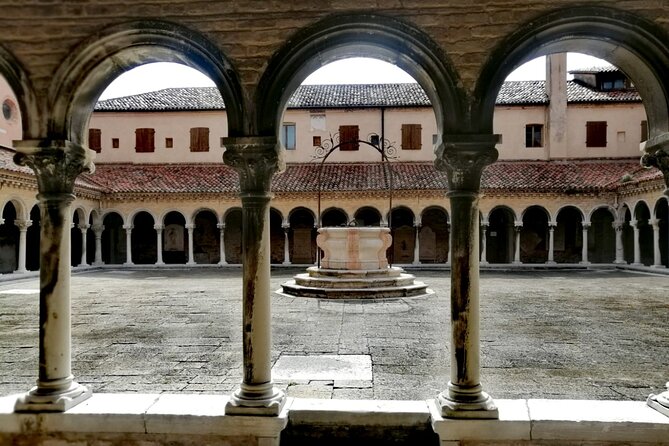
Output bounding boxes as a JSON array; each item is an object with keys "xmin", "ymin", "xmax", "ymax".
[
  {"xmin": 580, "ymin": 222, "xmax": 591, "ymax": 265},
  {"xmin": 546, "ymin": 224, "xmax": 556, "ymax": 264},
  {"xmin": 223, "ymin": 136, "xmax": 286, "ymax": 415},
  {"xmin": 217, "ymin": 223, "xmax": 227, "ymax": 265},
  {"xmin": 15, "ymin": 219, "xmax": 31, "ymax": 273},
  {"xmin": 650, "ymin": 218, "xmax": 664, "ymax": 268},
  {"xmin": 480, "ymin": 222, "xmax": 488, "ymax": 265},
  {"xmin": 79, "ymin": 223, "xmax": 89, "ymax": 266},
  {"xmin": 92, "ymin": 224, "xmax": 104, "ymax": 266},
  {"xmin": 13, "ymin": 139, "xmax": 92, "ymax": 412},
  {"xmin": 413, "ymin": 223, "xmax": 421, "ymax": 265},
  {"xmin": 122, "ymin": 224, "xmax": 134, "ymax": 266},
  {"xmin": 282, "ymin": 222, "xmax": 290, "ymax": 265},
  {"xmin": 513, "ymin": 223, "xmax": 522, "ymax": 264},
  {"xmin": 631, "ymin": 219, "xmax": 642, "ymax": 265},
  {"xmin": 154, "ymin": 224, "xmax": 165, "ymax": 265},
  {"xmin": 613, "ymin": 221, "xmax": 625, "ymax": 264},
  {"xmin": 435, "ymin": 136, "xmax": 498, "ymax": 419},
  {"xmin": 186, "ymin": 223, "xmax": 196, "ymax": 265},
  {"xmin": 641, "ymin": 134, "xmax": 669, "ymax": 417}
]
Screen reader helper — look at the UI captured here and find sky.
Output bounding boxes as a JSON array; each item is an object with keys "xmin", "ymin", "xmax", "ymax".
[{"xmin": 98, "ymin": 53, "xmax": 611, "ymax": 100}]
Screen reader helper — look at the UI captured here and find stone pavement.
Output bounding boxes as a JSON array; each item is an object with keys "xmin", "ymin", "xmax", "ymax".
[{"xmin": 0, "ymin": 268, "xmax": 667, "ymax": 402}]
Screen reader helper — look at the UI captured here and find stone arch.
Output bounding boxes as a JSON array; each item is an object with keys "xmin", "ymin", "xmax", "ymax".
[
  {"xmin": 389, "ymin": 206, "xmax": 416, "ymax": 264},
  {"xmin": 26, "ymin": 204, "xmax": 40, "ymax": 271},
  {"xmin": 0, "ymin": 44, "xmax": 39, "ymax": 139},
  {"xmin": 102, "ymin": 211, "xmax": 124, "ymax": 265},
  {"xmin": 193, "ymin": 209, "xmax": 220, "ymax": 264},
  {"xmin": 475, "ymin": 6, "xmax": 669, "ymax": 137},
  {"xmin": 269, "ymin": 208, "xmax": 284, "ymax": 264},
  {"xmin": 48, "ymin": 20, "xmax": 245, "ymax": 144},
  {"xmin": 163, "ymin": 210, "xmax": 188, "ymax": 264},
  {"xmin": 486, "ymin": 205, "xmax": 516, "ymax": 264},
  {"xmin": 87, "ymin": 209, "xmax": 102, "ymax": 265},
  {"xmin": 634, "ymin": 200, "xmax": 653, "ymax": 266},
  {"xmin": 191, "ymin": 207, "xmax": 221, "ymax": 226},
  {"xmin": 587, "ymin": 205, "xmax": 617, "ymax": 223},
  {"xmin": 420, "ymin": 206, "xmax": 449, "ymax": 264},
  {"xmin": 354, "ymin": 206, "xmax": 382, "ymax": 227},
  {"xmin": 131, "ymin": 211, "xmax": 157, "ymax": 265},
  {"xmin": 128, "ymin": 208, "xmax": 159, "ymax": 226},
  {"xmin": 555, "ymin": 206, "xmax": 585, "ymax": 264},
  {"xmin": 71, "ymin": 207, "xmax": 87, "ymax": 267},
  {"xmin": 654, "ymin": 196, "xmax": 669, "ymax": 267},
  {"xmin": 101, "ymin": 209, "xmax": 128, "ymax": 226},
  {"xmin": 224, "ymin": 207, "xmax": 242, "ymax": 264},
  {"xmin": 1, "ymin": 197, "xmax": 26, "ymax": 220},
  {"xmin": 589, "ymin": 207, "xmax": 616, "ymax": 264},
  {"xmin": 255, "ymin": 13, "xmax": 464, "ymax": 141},
  {"xmin": 288, "ymin": 207, "xmax": 316, "ymax": 264},
  {"xmin": 621, "ymin": 204, "xmax": 635, "ymax": 264},
  {"xmin": 0, "ymin": 200, "xmax": 19, "ymax": 273},
  {"xmin": 321, "ymin": 207, "xmax": 348, "ymax": 227},
  {"xmin": 520, "ymin": 205, "xmax": 550, "ymax": 263}
]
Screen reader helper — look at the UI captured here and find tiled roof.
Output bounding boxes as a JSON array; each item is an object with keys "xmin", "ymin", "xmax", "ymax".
[
  {"xmin": 569, "ymin": 65, "xmax": 618, "ymax": 74},
  {"xmin": 95, "ymin": 80, "xmax": 640, "ymax": 111},
  {"xmin": 81, "ymin": 159, "xmax": 661, "ymax": 195}
]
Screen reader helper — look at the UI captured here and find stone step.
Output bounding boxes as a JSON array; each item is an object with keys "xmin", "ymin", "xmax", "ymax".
[
  {"xmin": 306, "ymin": 266, "xmax": 404, "ymax": 279},
  {"xmin": 280, "ymin": 280, "xmax": 430, "ymax": 299},
  {"xmin": 294, "ymin": 273, "xmax": 418, "ymax": 289}
]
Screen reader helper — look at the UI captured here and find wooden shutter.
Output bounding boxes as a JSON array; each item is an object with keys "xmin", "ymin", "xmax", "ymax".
[
  {"xmin": 88, "ymin": 128, "xmax": 102, "ymax": 153},
  {"xmin": 135, "ymin": 128, "xmax": 155, "ymax": 152},
  {"xmin": 190, "ymin": 127, "xmax": 210, "ymax": 152},
  {"xmin": 401, "ymin": 124, "xmax": 422, "ymax": 150},
  {"xmin": 339, "ymin": 125, "xmax": 359, "ymax": 151},
  {"xmin": 586, "ymin": 121, "xmax": 607, "ymax": 147}
]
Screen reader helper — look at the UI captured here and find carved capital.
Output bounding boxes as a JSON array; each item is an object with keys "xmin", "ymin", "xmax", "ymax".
[
  {"xmin": 217, "ymin": 223, "xmax": 225, "ymax": 230},
  {"xmin": 78, "ymin": 223, "xmax": 90, "ymax": 231},
  {"xmin": 435, "ymin": 134, "xmax": 499, "ymax": 192},
  {"xmin": 154, "ymin": 224, "xmax": 164, "ymax": 231},
  {"xmin": 91, "ymin": 224, "xmax": 104, "ymax": 235},
  {"xmin": 641, "ymin": 135, "xmax": 669, "ymax": 196},
  {"xmin": 650, "ymin": 218, "xmax": 660, "ymax": 229},
  {"xmin": 13, "ymin": 139, "xmax": 94, "ymax": 195},
  {"xmin": 14, "ymin": 219, "xmax": 32, "ymax": 231},
  {"xmin": 122, "ymin": 224, "xmax": 133, "ymax": 231},
  {"xmin": 582, "ymin": 223, "xmax": 591, "ymax": 230},
  {"xmin": 185, "ymin": 223, "xmax": 195, "ymax": 230},
  {"xmin": 223, "ymin": 136, "xmax": 283, "ymax": 194}
]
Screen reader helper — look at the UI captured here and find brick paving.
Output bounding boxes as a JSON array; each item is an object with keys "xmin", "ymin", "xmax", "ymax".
[{"xmin": 0, "ymin": 268, "xmax": 667, "ymax": 401}]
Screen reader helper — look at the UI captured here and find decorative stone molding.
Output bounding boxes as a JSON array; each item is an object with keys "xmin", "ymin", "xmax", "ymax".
[
  {"xmin": 13, "ymin": 140, "xmax": 94, "ymax": 195},
  {"xmin": 435, "ymin": 135, "xmax": 499, "ymax": 192},
  {"xmin": 15, "ymin": 219, "xmax": 32, "ymax": 230},
  {"xmin": 222, "ymin": 136, "xmax": 282, "ymax": 194}
]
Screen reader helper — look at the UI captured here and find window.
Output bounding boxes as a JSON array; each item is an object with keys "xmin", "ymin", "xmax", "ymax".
[
  {"xmin": 2, "ymin": 99, "xmax": 14, "ymax": 121},
  {"xmin": 525, "ymin": 124, "xmax": 543, "ymax": 148},
  {"xmin": 88, "ymin": 128, "xmax": 102, "ymax": 153},
  {"xmin": 401, "ymin": 124, "xmax": 422, "ymax": 150},
  {"xmin": 641, "ymin": 120, "xmax": 648, "ymax": 142},
  {"xmin": 432, "ymin": 134, "xmax": 438, "ymax": 145},
  {"xmin": 165, "ymin": 137, "xmax": 173, "ymax": 148},
  {"xmin": 190, "ymin": 127, "xmax": 210, "ymax": 152},
  {"xmin": 112, "ymin": 138, "xmax": 119, "ymax": 149},
  {"xmin": 339, "ymin": 125, "xmax": 359, "ymax": 151},
  {"xmin": 135, "ymin": 128, "xmax": 155, "ymax": 152},
  {"xmin": 281, "ymin": 123, "xmax": 296, "ymax": 150},
  {"xmin": 586, "ymin": 121, "xmax": 607, "ymax": 147},
  {"xmin": 313, "ymin": 136, "xmax": 321, "ymax": 147}
]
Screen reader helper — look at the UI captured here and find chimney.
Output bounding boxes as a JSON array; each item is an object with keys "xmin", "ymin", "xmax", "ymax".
[{"xmin": 546, "ymin": 53, "xmax": 568, "ymax": 159}]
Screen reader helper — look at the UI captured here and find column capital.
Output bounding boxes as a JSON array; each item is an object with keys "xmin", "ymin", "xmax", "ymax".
[
  {"xmin": 78, "ymin": 223, "xmax": 90, "ymax": 231},
  {"xmin": 281, "ymin": 222, "xmax": 290, "ymax": 230},
  {"xmin": 630, "ymin": 219, "xmax": 639, "ymax": 228},
  {"xmin": 91, "ymin": 224, "xmax": 104, "ymax": 234},
  {"xmin": 435, "ymin": 134, "xmax": 499, "ymax": 192},
  {"xmin": 122, "ymin": 224, "xmax": 133, "ymax": 230},
  {"xmin": 14, "ymin": 219, "xmax": 32, "ymax": 230},
  {"xmin": 582, "ymin": 222, "xmax": 591, "ymax": 230},
  {"xmin": 185, "ymin": 223, "xmax": 195, "ymax": 230},
  {"xmin": 14, "ymin": 139, "xmax": 94, "ymax": 195},
  {"xmin": 649, "ymin": 218, "xmax": 660, "ymax": 228},
  {"xmin": 217, "ymin": 223, "xmax": 225, "ymax": 230},
  {"xmin": 514, "ymin": 222, "xmax": 523, "ymax": 230},
  {"xmin": 223, "ymin": 136, "xmax": 283, "ymax": 194},
  {"xmin": 414, "ymin": 222, "xmax": 422, "ymax": 229},
  {"xmin": 613, "ymin": 221, "xmax": 624, "ymax": 231},
  {"xmin": 154, "ymin": 224, "xmax": 164, "ymax": 231},
  {"xmin": 641, "ymin": 134, "xmax": 669, "ymax": 196}
]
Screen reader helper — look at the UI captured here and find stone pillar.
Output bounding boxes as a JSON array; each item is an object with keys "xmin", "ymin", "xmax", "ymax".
[
  {"xmin": 79, "ymin": 223, "xmax": 89, "ymax": 266},
  {"xmin": 513, "ymin": 222, "xmax": 522, "ymax": 264},
  {"xmin": 613, "ymin": 222, "xmax": 625, "ymax": 264},
  {"xmin": 92, "ymin": 224, "xmax": 104, "ymax": 266},
  {"xmin": 13, "ymin": 139, "xmax": 92, "ymax": 412},
  {"xmin": 547, "ymin": 223, "xmax": 556, "ymax": 264},
  {"xmin": 282, "ymin": 222, "xmax": 290, "ymax": 265},
  {"xmin": 434, "ymin": 136, "xmax": 498, "ymax": 419},
  {"xmin": 15, "ymin": 219, "xmax": 32, "ymax": 273},
  {"xmin": 631, "ymin": 219, "xmax": 642, "ymax": 265},
  {"xmin": 480, "ymin": 222, "xmax": 488, "ymax": 265},
  {"xmin": 186, "ymin": 223, "xmax": 196, "ymax": 265},
  {"xmin": 154, "ymin": 224, "xmax": 165, "ymax": 265},
  {"xmin": 122, "ymin": 224, "xmax": 134, "ymax": 266},
  {"xmin": 580, "ymin": 222, "xmax": 591, "ymax": 265},
  {"xmin": 446, "ymin": 223, "xmax": 451, "ymax": 265},
  {"xmin": 223, "ymin": 136, "xmax": 286, "ymax": 415},
  {"xmin": 650, "ymin": 218, "xmax": 664, "ymax": 268},
  {"xmin": 413, "ymin": 223, "xmax": 421, "ymax": 265},
  {"xmin": 641, "ymin": 134, "xmax": 669, "ymax": 417},
  {"xmin": 217, "ymin": 223, "xmax": 227, "ymax": 265}
]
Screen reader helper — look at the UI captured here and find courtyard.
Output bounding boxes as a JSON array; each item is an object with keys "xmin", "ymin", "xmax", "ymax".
[{"xmin": 0, "ymin": 267, "xmax": 667, "ymax": 402}]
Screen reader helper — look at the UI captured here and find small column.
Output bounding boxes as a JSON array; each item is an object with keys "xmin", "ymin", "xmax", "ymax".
[
  {"xmin": 282, "ymin": 222, "xmax": 290, "ymax": 265},
  {"xmin": 122, "ymin": 224, "xmax": 134, "ymax": 266},
  {"xmin": 480, "ymin": 222, "xmax": 488, "ymax": 265},
  {"xmin": 413, "ymin": 223, "xmax": 421, "ymax": 265},
  {"xmin": 513, "ymin": 222, "xmax": 522, "ymax": 264},
  {"xmin": 15, "ymin": 219, "xmax": 32, "ymax": 273},
  {"xmin": 631, "ymin": 219, "xmax": 642, "ymax": 266},
  {"xmin": 223, "ymin": 136, "xmax": 286, "ymax": 415},
  {"xmin": 154, "ymin": 224, "xmax": 165, "ymax": 265},
  {"xmin": 217, "ymin": 223, "xmax": 227, "ymax": 265},
  {"xmin": 79, "ymin": 223, "xmax": 89, "ymax": 266},
  {"xmin": 446, "ymin": 223, "xmax": 451, "ymax": 265},
  {"xmin": 580, "ymin": 222, "xmax": 591, "ymax": 265},
  {"xmin": 434, "ymin": 135, "xmax": 498, "ymax": 419},
  {"xmin": 546, "ymin": 223, "xmax": 556, "ymax": 264},
  {"xmin": 13, "ymin": 139, "xmax": 92, "ymax": 412},
  {"xmin": 91, "ymin": 224, "xmax": 104, "ymax": 265},
  {"xmin": 650, "ymin": 218, "xmax": 664, "ymax": 268},
  {"xmin": 186, "ymin": 223, "xmax": 196, "ymax": 265},
  {"xmin": 613, "ymin": 221, "xmax": 625, "ymax": 264}
]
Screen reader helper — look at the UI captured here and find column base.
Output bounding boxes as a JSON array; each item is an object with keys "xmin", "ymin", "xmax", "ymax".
[
  {"xmin": 437, "ymin": 383, "xmax": 498, "ymax": 419},
  {"xmin": 579, "ymin": 261, "xmax": 591, "ymax": 265},
  {"xmin": 512, "ymin": 261, "xmax": 522, "ymax": 265},
  {"xmin": 651, "ymin": 264, "xmax": 667, "ymax": 269},
  {"xmin": 15, "ymin": 380, "xmax": 92, "ymax": 412},
  {"xmin": 613, "ymin": 260, "xmax": 627, "ymax": 264},
  {"xmin": 186, "ymin": 261, "xmax": 196, "ymax": 266},
  {"xmin": 480, "ymin": 261, "xmax": 488, "ymax": 266},
  {"xmin": 123, "ymin": 262, "xmax": 134, "ymax": 267},
  {"xmin": 647, "ymin": 388, "xmax": 669, "ymax": 417},
  {"xmin": 631, "ymin": 262, "xmax": 644, "ymax": 266},
  {"xmin": 155, "ymin": 261, "xmax": 165, "ymax": 266},
  {"xmin": 226, "ymin": 382, "xmax": 286, "ymax": 416},
  {"xmin": 545, "ymin": 260, "xmax": 556, "ymax": 265}
]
